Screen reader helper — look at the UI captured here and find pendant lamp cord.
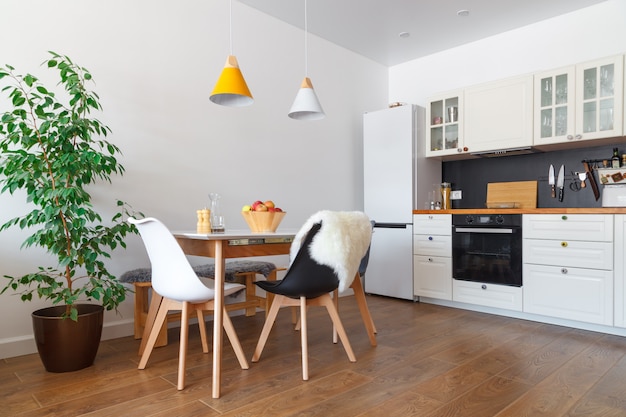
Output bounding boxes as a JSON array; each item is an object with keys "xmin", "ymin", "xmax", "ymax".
[
  {"xmin": 304, "ymin": 0, "xmax": 308, "ymax": 77},
  {"xmin": 229, "ymin": 0, "xmax": 233, "ymax": 55}
]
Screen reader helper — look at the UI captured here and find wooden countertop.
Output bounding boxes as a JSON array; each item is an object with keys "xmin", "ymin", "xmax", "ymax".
[{"xmin": 413, "ymin": 208, "xmax": 626, "ymax": 215}]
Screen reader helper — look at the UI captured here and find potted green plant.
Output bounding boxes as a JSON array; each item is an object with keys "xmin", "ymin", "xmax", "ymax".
[{"xmin": 0, "ymin": 52, "xmax": 138, "ymax": 372}]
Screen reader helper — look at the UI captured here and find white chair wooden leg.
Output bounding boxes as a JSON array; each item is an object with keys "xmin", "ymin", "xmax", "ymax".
[
  {"xmin": 300, "ymin": 296, "xmax": 309, "ymax": 380},
  {"xmin": 252, "ymin": 294, "xmax": 283, "ymax": 362},
  {"xmin": 321, "ymin": 294, "xmax": 356, "ymax": 362},
  {"xmin": 138, "ymin": 298, "xmax": 172, "ymax": 369},
  {"xmin": 197, "ymin": 309, "xmax": 209, "ymax": 353},
  {"xmin": 139, "ymin": 291, "xmax": 164, "ymax": 356},
  {"xmin": 223, "ymin": 309, "xmax": 249, "ymax": 369},
  {"xmin": 177, "ymin": 301, "xmax": 190, "ymax": 390}
]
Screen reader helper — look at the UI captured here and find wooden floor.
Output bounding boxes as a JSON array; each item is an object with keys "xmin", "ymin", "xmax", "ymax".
[{"xmin": 3, "ymin": 295, "xmax": 626, "ymax": 416}]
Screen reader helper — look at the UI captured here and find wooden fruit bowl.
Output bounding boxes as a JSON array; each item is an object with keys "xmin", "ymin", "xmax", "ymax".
[{"xmin": 241, "ymin": 211, "xmax": 286, "ymax": 233}]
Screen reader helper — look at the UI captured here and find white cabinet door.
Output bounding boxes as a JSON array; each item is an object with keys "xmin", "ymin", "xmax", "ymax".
[
  {"xmin": 523, "ymin": 214, "xmax": 613, "ymax": 242},
  {"xmin": 575, "ymin": 55, "xmax": 624, "ymax": 140},
  {"xmin": 452, "ymin": 280, "xmax": 523, "ymax": 311},
  {"xmin": 413, "ymin": 234, "xmax": 451, "ymax": 257},
  {"xmin": 615, "ymin": 215, "xmax": 626, "ymax": 328},
  {"xmin": 523, "ymin": 239, "xmax": 613, "ymax": 270},
  {"xmin": 426, "ymin": 91, "xmax": 465, "ymax": 157},
  {"xmin": 534, "ymin": 66, "xmax": 576, "ymax": 145},
  {"xmin": 464, "ymin": 75, "xmax": 533, "ymax": 154},
  {"xmin": 413, "ymin": 214, "xmax": 451, "ymax": 235},
  {"xmin": 414, "ymin": 255, "xmax": 452, "ymax": 300},
  {"xmin": 523, "ymin": 264, "xmax": 613, "ymax": 326}
]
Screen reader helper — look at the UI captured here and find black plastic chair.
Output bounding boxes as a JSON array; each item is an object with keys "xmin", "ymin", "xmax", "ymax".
[{"xmin": 251, "ymin": 212, "xmax": 371, "ymax": 380}]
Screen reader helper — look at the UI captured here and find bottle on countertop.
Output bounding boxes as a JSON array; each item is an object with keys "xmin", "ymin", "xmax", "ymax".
[
  {"xmin": 440, "ymin": 182, "xmax": 451, "ymax": 210},
  {"xmin": 611, "ymin": 147, "xmax": 620, "ymax": 168}
]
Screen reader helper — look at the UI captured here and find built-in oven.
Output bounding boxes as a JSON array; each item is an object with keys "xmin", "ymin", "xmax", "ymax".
[{"xmin": 452, "ymin": 214, "xmax": 522, "ymax": 287}]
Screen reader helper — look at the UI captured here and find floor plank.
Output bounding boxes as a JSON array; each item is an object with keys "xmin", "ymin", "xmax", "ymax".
[{"xmin": 1, "ymin": 295, "xmax": 625, "ymax": 417}]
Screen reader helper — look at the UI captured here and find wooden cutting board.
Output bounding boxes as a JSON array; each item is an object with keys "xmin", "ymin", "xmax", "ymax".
[{"xmin": 486, "ymin": 181, "xmax": 537, "ymax": 209}]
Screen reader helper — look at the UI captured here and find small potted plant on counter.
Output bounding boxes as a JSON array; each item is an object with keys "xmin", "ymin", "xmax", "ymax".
[{"xmin": 0, "ymin": 52, "xmax": 139, "ymax": 372}]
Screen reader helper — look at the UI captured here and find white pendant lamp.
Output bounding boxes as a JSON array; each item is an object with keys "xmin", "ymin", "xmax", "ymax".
[
  {"xmin": 288, "ymin": 0, "xmax": 325, "ymax": 120},
  {"xmin": 210, "ymin": 0, "xmax": 253, "ymax": 107}
]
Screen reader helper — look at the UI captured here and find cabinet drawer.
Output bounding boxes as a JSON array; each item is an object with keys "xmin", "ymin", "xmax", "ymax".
[
  {"xmin": 414, "ymin": 255, "xmax": 452, "ymax": 300},
  {"xmin": 523, "ymin": 264, "xmax": 613, "ymax": 326},
  {"xmin": 523, "ymin": 214, "xmax": 613, "ymax": 241},
  {"xmin": 414, "ymin": 214, "xmax": 451, "ymax": 236},
  {"xmin": 452, "ymin": 279, "xmax": 522, "ymax": 311},
  {"xmin": 413, "ymin": 234, "xmax": 451, "ymax": 257},
  {"xmin": 523, "ymin": 239, "xmax": 613, "ymax": 270}
]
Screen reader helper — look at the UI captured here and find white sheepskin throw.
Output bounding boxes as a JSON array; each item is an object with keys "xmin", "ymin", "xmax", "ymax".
[{"xmin": 290, "ymin": 210, "xmax": 372, "ymax": 292}]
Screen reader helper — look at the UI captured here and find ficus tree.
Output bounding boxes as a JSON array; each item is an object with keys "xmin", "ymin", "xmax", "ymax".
[{"xmin": 0, "ymin": 52, "xmax": 139, "ymax": 320}]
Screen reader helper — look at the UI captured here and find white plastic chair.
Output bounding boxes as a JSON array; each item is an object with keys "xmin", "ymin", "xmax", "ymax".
[{"xmin": 129, "ymin": 217, "xmax": 249, "ymax": 390}]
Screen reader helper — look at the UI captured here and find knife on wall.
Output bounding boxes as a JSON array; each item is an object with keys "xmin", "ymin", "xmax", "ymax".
[
  {"xmin": 549, "ymin": 164, "xmax": 555, "ymax": 198},
  {"xmin": 557, "ymin": 164, "xmax": 565, "ymax": 202}
]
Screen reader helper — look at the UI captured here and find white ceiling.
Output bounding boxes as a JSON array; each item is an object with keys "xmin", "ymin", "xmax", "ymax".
[{"xmin": 237, "ymin": 0, "xmax": 608, "ymax": 66}]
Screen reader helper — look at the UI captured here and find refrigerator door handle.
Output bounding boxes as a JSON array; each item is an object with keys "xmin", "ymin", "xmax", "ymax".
[{"xmin": 373, "ymin": 222, "xmax": 409, "ymax": 229}]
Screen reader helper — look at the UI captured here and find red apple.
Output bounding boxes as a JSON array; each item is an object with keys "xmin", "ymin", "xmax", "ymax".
[
  {"xmin": 268, "ymin": 207, "xmax": 276, "ymax": 212},
  {"xmin": 264, "ymin": 200, "xmax": 275, "ymax": 209},
  {"xmin": 255, "ymin": 203, "xmax": 268, "ymax": 212},
  {"xmin": 251, "ymin": 200, "xmax": 263, "ymax": 210},
  {"xmin": 274, "ymin": 207, "xmax": 283, "ymax": 212}
]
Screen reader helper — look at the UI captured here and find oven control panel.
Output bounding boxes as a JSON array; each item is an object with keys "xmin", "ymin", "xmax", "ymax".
[{"xmin": 453, "ymin": 214, "xmax": 521, "ymax": 227}]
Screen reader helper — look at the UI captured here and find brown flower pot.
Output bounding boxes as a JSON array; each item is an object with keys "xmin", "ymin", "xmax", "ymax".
[{"xmin": 31, "ymin": 304, "xmax": 104, "ymax": 373}]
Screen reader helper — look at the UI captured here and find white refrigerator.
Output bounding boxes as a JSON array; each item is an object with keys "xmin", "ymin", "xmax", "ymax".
[{"xmin": 363, "ymin": 105, "xmax": 441, "ymax": 300}]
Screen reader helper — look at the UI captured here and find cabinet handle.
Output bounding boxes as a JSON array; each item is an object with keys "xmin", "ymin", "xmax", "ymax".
[
  {"xmin": 575, "ymin": 134, "xmax": 582, "ymax": 140},
  {"xmin": 561, "ymin": 268, "xmax": 568, "ymax": 274},
  {"xmin": 428, "ymin": 236, "xmax": 433, "ymax": 241},
  {"xmin": 561, "ymin": 215, "xmax": 568, "ymax": 220},
  {"xmin": 561, "ymin": 241, "xmax": 568, "ymax": 247},
  {"xmin": 481, "ymin": 284, "xmax": 487, "ymax": 290},
  {"xmin": 567, "ymin": 134, "xmax": 574, "ymax": 140},
  {"xmin": 428, "ymin": 258, "xmax": 433, "ymax": 262},
  {"xmin": 428, "ymin": 215, "xmax": 433, "ymax": 220}
]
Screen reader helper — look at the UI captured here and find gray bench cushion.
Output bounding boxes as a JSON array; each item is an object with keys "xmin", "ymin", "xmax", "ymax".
[{"xmin": 120, "ymin": 260, "xmax": 277, "ymax": 283}]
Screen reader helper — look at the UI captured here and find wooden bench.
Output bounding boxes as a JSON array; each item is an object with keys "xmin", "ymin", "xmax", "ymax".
[{"xmin": 121, "ymin": 261, "xmax": 277, "ymax": 347}]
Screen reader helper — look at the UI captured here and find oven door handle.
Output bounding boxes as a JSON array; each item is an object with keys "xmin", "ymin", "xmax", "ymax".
[{"xmin": 454, "ymin": 227, "xmax": 514, "ymax": 234}]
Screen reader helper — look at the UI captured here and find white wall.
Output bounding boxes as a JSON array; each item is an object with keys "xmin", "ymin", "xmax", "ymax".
[
  {"xmin": 390, "ymin": 0, "xmax": 626, "ymax": 106},
  {"xmin": 0, "ymin": 0, "xmax": 388, "ymax": 358}
]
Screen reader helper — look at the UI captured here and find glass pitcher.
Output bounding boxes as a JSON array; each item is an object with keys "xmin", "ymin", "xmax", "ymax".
[{"xmin": 208, "ymin": 193, "xmax": 225, "ymax": 233}]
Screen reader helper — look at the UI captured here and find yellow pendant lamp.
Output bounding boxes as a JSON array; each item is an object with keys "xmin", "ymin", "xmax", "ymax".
[
  {"xmin": 210, "ymin": 0, "xmax": 253, "ymax": 107},
  {"xmin": 288, "ymin": 0, "xmax": 325, "ymax": 120}
]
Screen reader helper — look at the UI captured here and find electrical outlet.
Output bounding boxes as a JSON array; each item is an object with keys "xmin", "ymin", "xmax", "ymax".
[{"xmin": 451, "ymin": 190, "xmax": 462, "ymax": 200}]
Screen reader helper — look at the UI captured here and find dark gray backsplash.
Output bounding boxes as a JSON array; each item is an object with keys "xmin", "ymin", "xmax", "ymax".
[{"xmin": 442, "ymin": 142, "xmax": 626, "ymax": 209}]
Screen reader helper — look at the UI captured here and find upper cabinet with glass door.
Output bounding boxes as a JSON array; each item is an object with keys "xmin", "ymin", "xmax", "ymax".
[
  {"xmin": 576, "ymin": 55, "xmax": 623, "ymax": 140},
  {"xmin": 426, "ymin": 91, "xmax": 465, "ymax": 158},
  {"xmin": 534, "ymin": 55, "xmax": 623, "ymax": 146},
  {"xmin": 534, "ymin": 66, "xmax": 575, "ymax": 145}
]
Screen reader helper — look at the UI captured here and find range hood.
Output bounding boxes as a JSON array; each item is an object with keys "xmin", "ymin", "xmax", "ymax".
[{"xmin": 471, "ymin": 146, "xmax": 541, "ymax": 158}]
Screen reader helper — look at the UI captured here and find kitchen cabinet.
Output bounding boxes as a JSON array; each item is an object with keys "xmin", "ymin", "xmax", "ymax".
[
  {"xmin": 452, "ymin": 280, "xmax": 523, "ymax": 311},
  {"xmin": 425, "ymin": 91, "xmax": 464, "ymax": 158},
  {"xmin": 615, "ymin": 215, "xmax": 626, "ymax": 328},
  {"xmin": 534, "ymin": 55, "xmax": 624, "ymax": 146},
  {"xmin": 463, "ymin": 75, "xmax": 533, "ymax": 154},
  {"xmin": 413, "ymin": 214, "xmax": 452, "ymax": 300},
  {"xmin": 523, "ymin": 214, "xmax": 614, "ymax": 326}
]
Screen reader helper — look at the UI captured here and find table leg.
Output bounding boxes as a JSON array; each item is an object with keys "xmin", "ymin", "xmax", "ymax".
[{"xmin": 212, "ymin": 240, "xmax": 224, "ymax": 398}]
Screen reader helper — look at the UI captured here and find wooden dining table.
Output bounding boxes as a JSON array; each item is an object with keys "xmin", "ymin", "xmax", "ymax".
[{"xmin": 170, "ymin": 229, "xmax": 298, "ymax": 398}]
